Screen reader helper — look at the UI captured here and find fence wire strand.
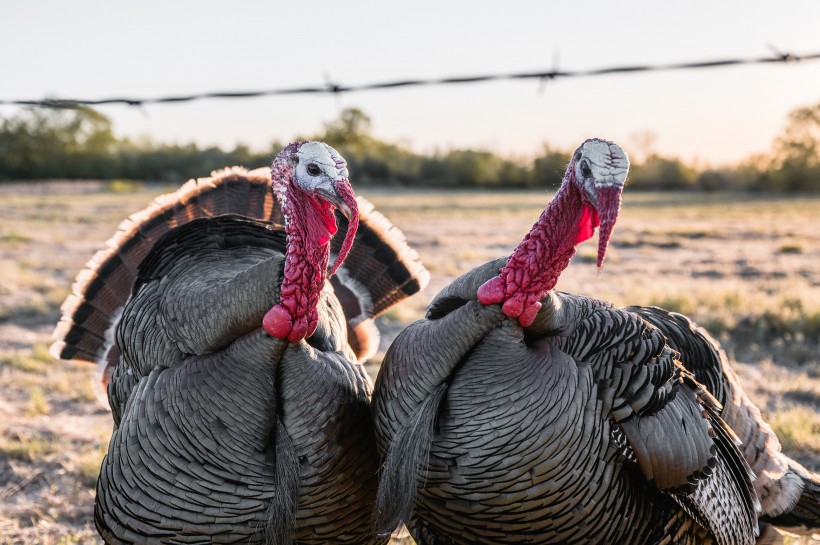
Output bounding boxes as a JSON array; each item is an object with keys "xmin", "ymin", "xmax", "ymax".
[{"xmin": 3, "ymin": 50, "xmax": 819, "ymax": 109}]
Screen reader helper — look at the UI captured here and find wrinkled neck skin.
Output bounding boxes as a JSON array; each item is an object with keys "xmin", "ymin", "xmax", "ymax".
[
  {"xmin": 477, "ymin": 169, "xmax": 593, "ymax": 327},
  {"xmin": 279, "ymin": 184, "xmax": 333, "ymax": 341},
  {"xmin": 264, "ymin": 148, "xmax": 337, "ymax": 343}
]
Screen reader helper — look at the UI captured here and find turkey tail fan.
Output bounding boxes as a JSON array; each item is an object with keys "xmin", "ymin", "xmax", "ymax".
[
  {"xmin": 333, "ymin": 197, "xmax": 430, "ymax": 317},
  {"xmin": 375, "ymin": 382, "xmax": 447, "ymax": 538},
  {"xmin": 51, "ymin": 167, "xmax": 279, "ymax": 377},
  {"xmin": 331, "ymin": 197, "xmax": 430, "ymax": 361},
  {"xmin": 52, "ymin": 169, "xmax": 428, "ymax": 369}
]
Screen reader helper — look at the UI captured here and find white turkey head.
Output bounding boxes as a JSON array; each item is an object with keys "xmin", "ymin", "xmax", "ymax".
[
  {"xmin": 290, "ymin": 142, "xmax": 353, "ymax": 220},
  {"xmin": 271, "ymin": 141, "xmax": 359, "ymax": 272},
  {"xmin": 569, "ymin": 138, "xmax": 629, "ymax": 267}
]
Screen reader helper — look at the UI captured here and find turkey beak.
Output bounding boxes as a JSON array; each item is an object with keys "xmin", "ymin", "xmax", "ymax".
[
  {"xmin": 326, "ymin": 177, "xmax": 359, "ymax": 275},
  {"xmin": 595, "ymin": 185, "xmax": 623, "ymax": 268}
]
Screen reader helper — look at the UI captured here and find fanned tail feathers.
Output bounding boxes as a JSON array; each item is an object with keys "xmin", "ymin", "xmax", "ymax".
[
  {"xmin": 52, "ymin": 167, "xmax": 429, "ymax": 374},
  {"xmin": 693, "ymin": 376, "xmax": 759, "ymax": 545},
  {"xmin": 331, "ymin": 197, "xmax": 430, "ymax": 360},
  {"xmin": 50, "ymin": 167, "xmax": 278, "ymax": 371},
  {"xmin": 630, "ymin": 305, "xmax": 820, "ymax": 533}
]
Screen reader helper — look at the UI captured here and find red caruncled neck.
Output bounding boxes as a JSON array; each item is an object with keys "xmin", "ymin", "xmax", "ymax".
[
  {"xmin": 263, "ymin": 145, "xmax": 340, "ymax": 342},
  {"xmin": 477, "ymin": 167, "xmax": 597, "ymax": 326}
]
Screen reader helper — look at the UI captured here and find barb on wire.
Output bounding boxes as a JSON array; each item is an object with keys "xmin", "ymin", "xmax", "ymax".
[{"xmin": 3, "ymin": 50, "xmax": 819, "ymax": 109}]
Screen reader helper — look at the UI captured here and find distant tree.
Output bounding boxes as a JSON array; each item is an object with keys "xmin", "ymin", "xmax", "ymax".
[
  {"xmin": 497, "ymin": 160, "xmax": 531, "ymax": 189},
  {"xmin": 532, "ymin": 145, "xmax": 571, "ymax": 189},
  {"xmin": 320, "ymin": 108, "xmax": 373, "ymax": 147},
  {"xmin": 419, "ymin": 156, "xmax": 450, "ymax": 186},
  {"xmin": 439, "ymin": 150, "xmax": 505, "ymax": 188},
  {"xmin": 0, "ymin": 107, "xmax": 277, "ymax": 182},
  {"xmin": 628, "ymin": 154, "xmax": 697, "ymax": 190},
  {"xmin": 312, "ymin": 107, "xmax": 426, "ymax": 185},
  {"xmin": 6, "ymin": 103, "xmax": 818, "ymax": 193},
  {"xmin": 696, "ymin": 170, "xmax": 727, "ymax": 192},
  {"xmin": 722, "ymin": 154, "xmax": 769, "ymax": 192},
  {"xmin": 0, "ymin": 106, "xmax": 117, "ymax": 179},
  {"xmin": 769, "ymin": 102, "xmax": 820, "ymax": 192},
  {"xmin": 628, "ymin": 131, "xmax": 658, "ymax": 164}
]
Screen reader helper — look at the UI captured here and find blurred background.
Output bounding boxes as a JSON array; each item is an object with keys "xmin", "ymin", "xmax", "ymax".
[
  {"xmin": 1, "ymin": 0, "xmax": 819, "ymax": 190},
  {"xmin": 1, "ymin": 1, "xmax": 819, "ymax": 543}
]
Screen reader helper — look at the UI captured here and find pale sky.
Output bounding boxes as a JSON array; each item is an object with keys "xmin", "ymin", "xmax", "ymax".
[{"xmin": 2, "ymin": 0, "xmax": 819, "ymax": 166}]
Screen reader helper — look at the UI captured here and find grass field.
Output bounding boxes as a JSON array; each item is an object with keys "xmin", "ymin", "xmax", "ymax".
[{"xmin": 0, "ymin": 181, "xmax": 818, "ymax": 544}]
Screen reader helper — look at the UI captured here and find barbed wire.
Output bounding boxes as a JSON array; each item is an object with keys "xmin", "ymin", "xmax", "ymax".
[{"xmin": 3, "ymin": 50, "xmax": 819, "ymax": 109}]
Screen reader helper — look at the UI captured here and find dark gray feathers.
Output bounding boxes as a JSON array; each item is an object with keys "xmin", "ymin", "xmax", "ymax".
[
  {"xmin": 627, "ymin": 305, "xmax": 820, "ymax": 535},
  {"xmin": 51, "ymin": 168, "xmax": 429, "ymax": 544},
  {"xmin": 373, "ymin": 261, "xmax": 759, "ymax": 545}
]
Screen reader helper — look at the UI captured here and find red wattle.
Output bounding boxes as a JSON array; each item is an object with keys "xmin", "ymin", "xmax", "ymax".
[
  {"xmin": 308, "ymin": 197, "xmax": 338, "ymax": 245},
  {"xmin": 518, "ymin": 300, "xmax": 542, "ymax": 327},
  {"xmin": 477, "ymin": 276, "xmax": 505, "ymax": 305},
  {"xmin": 501, "ymin": 297, "xmax": 524, "ymax": 319},
  {"xmin": 289, "ymin": 315, "xmax": 309, "ymax": 342},
  {"xmin": 263, "ymin": 304, "xmax": 293, "ymax": 339},
  {"xmin": 574, "ymin": 203, "xmax": 600, "ymax": 244}
]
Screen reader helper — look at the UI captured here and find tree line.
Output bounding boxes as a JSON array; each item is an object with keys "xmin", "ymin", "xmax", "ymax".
[{"xmin": 0, "ymin": 104, "xmax": 818, "ymax": 192}]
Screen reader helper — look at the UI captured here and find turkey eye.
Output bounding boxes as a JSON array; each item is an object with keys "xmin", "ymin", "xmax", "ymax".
[
  {"xmin": 574, "ymin": 151, "xmax": 583, "ymax": 162},
  {"xmin": 306, "ymin": 164, "xmax": 322, "ymax": 176},
  {"xmin": 581, "ymin": 160, "xmax": 592, "ymax": 178}
]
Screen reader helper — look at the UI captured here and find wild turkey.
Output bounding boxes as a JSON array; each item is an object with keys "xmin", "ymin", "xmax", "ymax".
[
  {"xmin": 372, "ymin": 138, "xmax": 760, "ymax": 545},
  {"xmin": 50, "ymin": 141, "xmax": 430, "ymax": 544},
  {"xmin": 625, "ymin": 305, "xmax": 820, "ymax": 540}
]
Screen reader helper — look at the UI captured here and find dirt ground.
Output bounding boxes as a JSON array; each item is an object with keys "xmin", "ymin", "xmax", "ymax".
[{"xmin": 0, "ymin": 181, "xmax": 818, "ymax": 544}]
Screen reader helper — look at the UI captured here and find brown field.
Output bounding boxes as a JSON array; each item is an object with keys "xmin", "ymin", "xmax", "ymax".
[{"xmin": 0, "ymin": 181, "xmax": 818, "ymax": 544}]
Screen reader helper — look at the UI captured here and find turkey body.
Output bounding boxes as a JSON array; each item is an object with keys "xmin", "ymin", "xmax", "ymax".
[
  {"xmin": 99, "ymin": 216, "xmax": 379, "ymax": 544},
  {"xmin": 373, "ymin": 259, "xmax": 757, "ymax": 545},
  {"xmin": 414, "ymin": 310, "xmax": 680, "ymax": 544},
  {"xmin": 52, "ymin": 165, "xmax": 429, "ymax": 544},
  {"xmin": 371, "ymin": 134, "xmax": 815, "ymax": 542}
]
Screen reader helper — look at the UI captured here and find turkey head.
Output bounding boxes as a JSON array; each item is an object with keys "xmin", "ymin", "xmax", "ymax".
[
  {"xmin": 477, "ymin": 138, "xmax": 629, "ymax": 326},
  {"xmin": 264, "ymin": 141, "xmax": 359, "ymax": 342},
  {"xmin": 569, "ymin": 138, "xmax": 629, "ymax": 266}
]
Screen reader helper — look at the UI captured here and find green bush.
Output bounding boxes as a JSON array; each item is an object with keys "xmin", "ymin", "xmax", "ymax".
[{"xmin": 2, "ymin": 103, "xmax": 820, "ymax": 192}]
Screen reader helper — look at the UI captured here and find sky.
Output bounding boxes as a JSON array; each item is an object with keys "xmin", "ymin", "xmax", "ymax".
[{"xmin": 2, "ymin": 0, "xmax": 819, "ymax": 166}]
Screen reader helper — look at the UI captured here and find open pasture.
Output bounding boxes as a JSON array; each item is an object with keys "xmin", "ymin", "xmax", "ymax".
[{"xmin": 0, "ymin": 182, "xmax": 817, "ymax": 543}]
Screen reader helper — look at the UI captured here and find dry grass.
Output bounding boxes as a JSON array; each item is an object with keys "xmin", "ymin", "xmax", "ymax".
[
  {"xmin": 770, "ymin": 405, "xmax": 820, "ymax": 454},
  {"xmin": 73, "ymin": 446, "xmax": 106, "ymax": 489},
  {"xmin": 0, "ymin": 433, "xmax": 59, "ymax": 462},
  {"xmin": 25, "ymin": 387, "xmax": 50, "ymax": 417},
  {"xmin": 0, "ymin": 181, "xmax": 817, "ymax": 543}
]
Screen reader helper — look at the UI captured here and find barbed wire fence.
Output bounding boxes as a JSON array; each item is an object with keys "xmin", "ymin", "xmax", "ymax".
[{"xmin": 3, "ymin": 50, "xmax": 819, "ymax": 109}]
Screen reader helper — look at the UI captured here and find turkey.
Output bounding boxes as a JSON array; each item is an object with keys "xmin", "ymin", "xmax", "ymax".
[
  {"xmin": 624, "ymin": 306, "xmax": 820, "ymax": 540},
  {"xmin": 372, "ymin": 138, "xmax": 760, "ymax": 545},
  {"xmin": 50, "ymin": 141, "xmax": 430, "ymax": 544}
]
